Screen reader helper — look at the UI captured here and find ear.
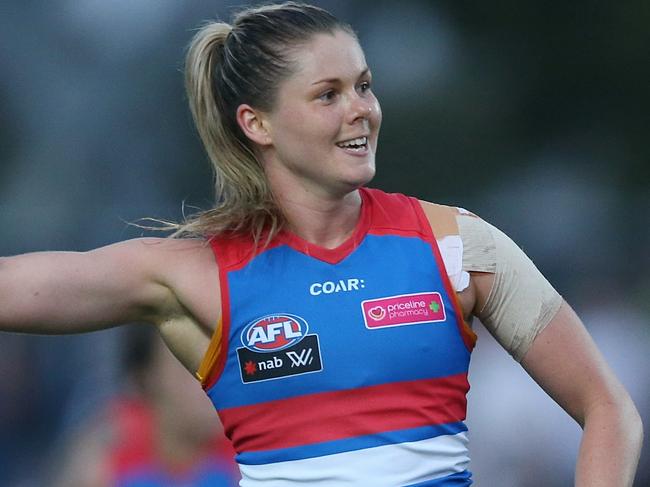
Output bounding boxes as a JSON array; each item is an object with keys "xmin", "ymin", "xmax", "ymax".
[{"xmin": 236, "ymin": 104, "xmax": 272, "ymax": 147}]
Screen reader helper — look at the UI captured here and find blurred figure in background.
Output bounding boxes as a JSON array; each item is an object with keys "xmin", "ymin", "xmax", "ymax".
[{"xmin": 52, "ymin": 327, "xmax": 239, "ymax": 487}]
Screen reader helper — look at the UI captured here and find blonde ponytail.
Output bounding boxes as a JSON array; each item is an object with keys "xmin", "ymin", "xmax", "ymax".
[
  {"xmin": 165, "ymin": 22, "xmax": 283, "ymax": 244},
  {"xmin": 156, "ymin": 3, "xmax": 353, "ymax": 244}
]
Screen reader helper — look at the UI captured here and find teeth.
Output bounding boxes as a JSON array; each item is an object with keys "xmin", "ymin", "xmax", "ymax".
[{"xmin": 337, "ymin": 136, "xmax": 367, "ymax": 148}]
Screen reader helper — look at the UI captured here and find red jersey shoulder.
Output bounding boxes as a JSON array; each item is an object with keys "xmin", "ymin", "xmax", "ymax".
[{"xmin": 362, "ymin": 187, "xmax": 431, "ymax": 239}]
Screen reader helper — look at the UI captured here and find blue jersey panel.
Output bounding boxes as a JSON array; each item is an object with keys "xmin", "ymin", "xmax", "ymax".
[{"xmin": 209, "ymin": 233, "xmax": 470, "ymax": 409}]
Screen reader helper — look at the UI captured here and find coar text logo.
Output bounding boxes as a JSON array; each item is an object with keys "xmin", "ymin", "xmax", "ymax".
[
  {"xmin": 241, "ymin": 314, "xmax": 308, "ymax": 352},
  {"xmin": 309, "ymin": 278, "xmax": 365, "ymax": 296}
]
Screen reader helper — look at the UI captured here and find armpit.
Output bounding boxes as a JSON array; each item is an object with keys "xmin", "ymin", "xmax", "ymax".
[{"xmin": 457, "ymin": 213, "xmax": 563, "ymax": 361}]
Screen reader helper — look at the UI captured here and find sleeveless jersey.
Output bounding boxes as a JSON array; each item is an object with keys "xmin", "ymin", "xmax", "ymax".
[{"xmin": 199, "ymin": 188, "xmax": 477, "ymax": 486}]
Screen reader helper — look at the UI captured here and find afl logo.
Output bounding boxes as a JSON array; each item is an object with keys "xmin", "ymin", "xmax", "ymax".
[{"xmin": 241, "ymin": 314, "xmax": 309, "ymax": 352}]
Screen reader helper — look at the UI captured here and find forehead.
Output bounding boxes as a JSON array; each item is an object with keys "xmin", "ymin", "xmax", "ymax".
[{"xmin": 288, "ymin": 30, "xmax": 368, "ymax": 86}]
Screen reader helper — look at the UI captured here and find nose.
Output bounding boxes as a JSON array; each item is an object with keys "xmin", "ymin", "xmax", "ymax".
[{"xmin": 347, "ymin": 93, "xmax": 374, "ymax": 124}]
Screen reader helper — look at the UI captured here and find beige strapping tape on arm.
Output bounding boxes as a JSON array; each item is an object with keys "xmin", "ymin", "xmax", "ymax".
[{"xmin": 457, "ymin": 213, "xmax": 563, "ymax": 362}]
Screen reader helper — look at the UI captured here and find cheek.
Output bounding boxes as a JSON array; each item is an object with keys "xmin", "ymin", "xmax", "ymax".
[
  {"xmin": 281, "ymin": 111, "xmax": 339, "ymax": 146},
  {"xmin": 275, "ymin": 108, "xmax": 310, "ymax": 142}
]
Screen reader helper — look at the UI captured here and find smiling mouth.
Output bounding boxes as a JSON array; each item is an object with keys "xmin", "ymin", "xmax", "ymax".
[{"xmin": 336, "ymin": 136, "xmax": 368, "ymax": 153}]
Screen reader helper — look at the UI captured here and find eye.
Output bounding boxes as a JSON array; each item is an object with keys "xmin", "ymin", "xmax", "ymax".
[
  {"xmin": 359, "ymin": 80, "xmax": 372, "ymax": 93},
  {"xmin": 318, "ymin": 90, "xmax": 337, "ymax": 102}
]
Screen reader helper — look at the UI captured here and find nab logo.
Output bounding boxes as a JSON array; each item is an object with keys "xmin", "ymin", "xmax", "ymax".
[
  {"xmin": 237, "ymin": 314, "xmax": 323, "ymax": 384},
  {"xmin": 241, "ymin": 314, "xmax": 308, "ymax": 352}
]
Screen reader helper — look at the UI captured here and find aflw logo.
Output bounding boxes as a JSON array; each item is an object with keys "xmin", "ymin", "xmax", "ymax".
[
  {"xmin": 237, "ymin": 313, "xmax": 323, "ymax": 384},
  {"xmin": 286, "ymin": 348, "xmax": 314, "ymax": 367},
  {"xmin": 237, "ymin": 335, "xmax": 323, "ymax": 384}
]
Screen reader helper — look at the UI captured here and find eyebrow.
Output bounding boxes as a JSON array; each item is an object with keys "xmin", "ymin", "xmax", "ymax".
[{"xmin": 311, "ymin": 67, "xmax": 370, "ymax": 85}]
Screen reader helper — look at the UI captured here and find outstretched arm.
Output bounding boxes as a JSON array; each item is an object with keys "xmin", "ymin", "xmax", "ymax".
[
  {"xmin": 520, "ymin": 301, "xmax": 643, "ymax": 487},
  {"xmin": 0, "ymin": 238, "xmax": 176, "ymax": 334}
]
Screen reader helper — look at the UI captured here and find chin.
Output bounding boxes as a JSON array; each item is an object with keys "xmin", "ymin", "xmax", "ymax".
[
  {"xmin": 340, "ymin": 166, "xmax": 376, "ymax": 193},
  {"xmin": 356, "ymin": 161, "xmax": 376, "ymax": 185}
]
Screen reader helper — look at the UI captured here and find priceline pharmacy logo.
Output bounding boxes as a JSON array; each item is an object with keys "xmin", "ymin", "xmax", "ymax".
[{"xmin": 361, "ymin": 292, "xmax": 446, "ymax": 329}]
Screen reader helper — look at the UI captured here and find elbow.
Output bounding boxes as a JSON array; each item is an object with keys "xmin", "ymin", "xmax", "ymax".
[
  {"xmin": 590, "ymin": 392, "xmax": 644, "ymax": 451},
  {"xmin": 618, "ymin": 393, "xmax": 644, "ymax": 449},
  {"xmin": 629, "ymin": 402, "xmax": 644, "ymax": 451},
  {"xmin": 625, "ymin": 402, "xmax": 644, "ymax": 471}
]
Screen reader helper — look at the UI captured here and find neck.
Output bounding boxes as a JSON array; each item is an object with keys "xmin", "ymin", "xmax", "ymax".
[
  {"xmin": 260, "ymin": 150, "xmax": 369, "ymax": 248},
  {"xmin": 278, "ymin": 188, "xmax": 363, "ymax": 249}
]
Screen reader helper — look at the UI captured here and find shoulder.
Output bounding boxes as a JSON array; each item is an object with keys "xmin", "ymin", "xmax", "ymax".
[
  {"xmin": 416, "ymin": 200, "xmax": 495, "ymax": 271},
  {"xmin": 113, "ymin": 236, "xmax": 220, "ymax": 307},
  {"xmin": 88, "ymin": 237, "xmax": 217, "ymax": 276},
  {"xmin": 417, "ymin": 200, "xmax": 477, "ymax": 239},
  {"xmin": 364, "ymin": 188, "xmax": 468, "ymax": 238},
  {"xmin": 96, "ymin": 236, "xmax": 214, "ymax": 258},
  {"xmin": 107, "ymin": 238, "xmax": 222, "ymax": 371},
  {"xmin": 87, "ymin": 237, "xmax": 220, "ymax": 324}
]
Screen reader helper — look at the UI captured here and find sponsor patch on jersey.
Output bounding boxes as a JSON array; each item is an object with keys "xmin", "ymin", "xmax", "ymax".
[
  {"xmin": 241, "ymin": 313, "xmax": 308, "ymax": 352},
  {"xmin": 237, "ymin": 313, "xmax": 323, "ymax": 384},
  {"xmin": 361, "ymin": 292, "xmax": 446, "ymax": 329}
]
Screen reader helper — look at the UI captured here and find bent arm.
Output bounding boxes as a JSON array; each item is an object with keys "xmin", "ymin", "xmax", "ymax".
[
  {"xmin": 464, "ymin": 213, "xmax": 643, "ymax": 485},
  {"xmin": 0, "ymin": 239, "xmax": 173, "ymax": 334},
  {"xmin": 521, "ymin": 302, "xmax": 643, "ymax": 487}
]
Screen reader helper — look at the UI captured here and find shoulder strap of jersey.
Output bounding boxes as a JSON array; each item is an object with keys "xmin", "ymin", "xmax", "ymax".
[
  {"xmin": 198, "ymin": 232, "xmax": 288, "ymax": 389},
  {"xmin": 418, "ymin": 200, "xmax": 461, "ymax": 239},
  {"xmin": 416, "ymin": 199, "xmax": 477, "ymax": 351},
  {"xmin": 362, "ymin": 187, "xmax": 432, "ymax": 239}
]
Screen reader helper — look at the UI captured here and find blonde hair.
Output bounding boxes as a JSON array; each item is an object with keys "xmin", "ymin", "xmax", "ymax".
[{"xmin": 159, "ymin": 2, "xmax": 354, "ymax": 244}]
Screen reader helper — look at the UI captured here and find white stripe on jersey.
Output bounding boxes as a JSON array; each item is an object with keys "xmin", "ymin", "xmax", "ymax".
[{"xmin": 238, "ymin": 431, "xmax": 470, "ymax": 487}]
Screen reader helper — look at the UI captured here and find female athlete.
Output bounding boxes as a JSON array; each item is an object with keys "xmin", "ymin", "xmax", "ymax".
[{"xmin": 0, "ymin": 2, "xmax": 642, "ymax": 486}]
